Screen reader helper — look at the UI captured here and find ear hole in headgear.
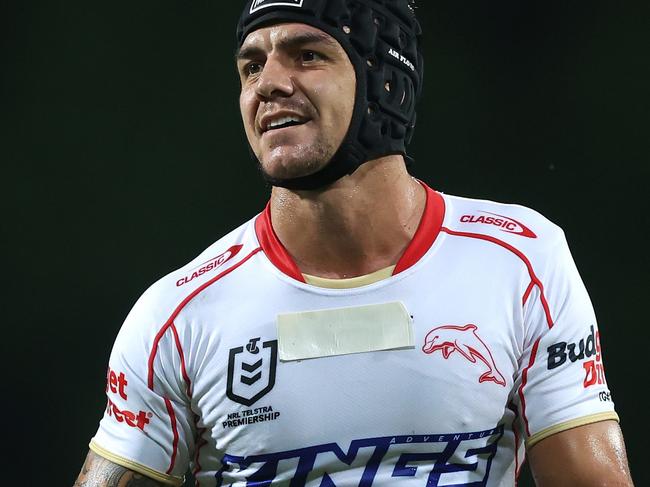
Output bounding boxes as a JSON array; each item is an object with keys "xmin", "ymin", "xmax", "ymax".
[{"xmin": 367, "ymin": 102, "xmax": 380, "ymax": 118}]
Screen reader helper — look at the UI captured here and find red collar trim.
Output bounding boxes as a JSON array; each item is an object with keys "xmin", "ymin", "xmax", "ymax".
[
  {"xmin": 255, "ymin": 203, "xmax": 306, "ymax": 282},
  {"xmin": 393, "ymin": 184, "xmax": 445, "ymax": 274},
  {"xmin": 254, "ymin": 183, "xmax": 445, "ymax": 281}
]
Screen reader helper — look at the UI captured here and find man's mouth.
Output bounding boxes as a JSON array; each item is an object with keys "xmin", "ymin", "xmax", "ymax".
[
  {"xmin": 260, "ymin": 114, "xmax": 310, "ymax": 134},
  {"xmin": 267, "ymin": 116, "xmax": 304, "ymax": 131}
]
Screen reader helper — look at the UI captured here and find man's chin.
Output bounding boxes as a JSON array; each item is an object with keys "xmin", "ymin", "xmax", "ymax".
[{"xmin": 256, "ymin": 152, "xmax": 329, "ymax": 181}]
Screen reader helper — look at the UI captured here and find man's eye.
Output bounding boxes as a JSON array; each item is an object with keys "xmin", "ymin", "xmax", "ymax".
[
  {"xmin": 301, "ymin": 51, "xmax": 323, "ymax": 63},
  {"xmin": 244, "ymin": 62, "xmax": 263, "ymax": 76}
]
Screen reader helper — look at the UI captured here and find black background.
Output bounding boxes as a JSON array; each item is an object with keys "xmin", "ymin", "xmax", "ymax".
[{"xmin": 2, "ymin": 1, "xmax": 648, "ymax": 485}]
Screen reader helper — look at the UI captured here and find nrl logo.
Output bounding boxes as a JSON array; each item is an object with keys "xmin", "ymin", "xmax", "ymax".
[
  {"xmin": 250, "ymin": 0, "xmax": 304, "ymax": 14},
  {"xmin": 227, "ymin": 337, "xmax": 278, "ymax": 407}
]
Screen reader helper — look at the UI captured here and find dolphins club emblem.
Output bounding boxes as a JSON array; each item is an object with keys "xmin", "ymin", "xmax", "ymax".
[
  {"xmin": 422, "ymin": 324, "xmax": 506, "ymax": 387},
  {"xmin": 227, "ymin": 337, "xmax": 278, "ymax": 406}
]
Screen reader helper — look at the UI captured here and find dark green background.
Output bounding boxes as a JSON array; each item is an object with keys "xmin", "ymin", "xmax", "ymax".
[{"xmin": 2, "ymin": 1, "xmax": 647, "ymax": 485}]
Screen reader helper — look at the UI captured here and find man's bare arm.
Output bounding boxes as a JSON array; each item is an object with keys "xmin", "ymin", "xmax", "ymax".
[
  {"xmin": 73, "ymin": 450, "xmax": 166, "ymax": 487},
  {"xmin": 528, "ymin": 420, "xmax": 633, "ymax": 486}
]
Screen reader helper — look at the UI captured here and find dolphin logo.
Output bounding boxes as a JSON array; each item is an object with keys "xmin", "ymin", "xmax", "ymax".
[{"xmin": 422, "ymin": 324, "xmax": 506, "ymax": 387}]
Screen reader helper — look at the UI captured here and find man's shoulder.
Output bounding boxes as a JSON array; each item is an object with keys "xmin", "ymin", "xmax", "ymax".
[
  {"xmin": 438, "ymin": 192, "xmax": 567, "ymax": 260},
  {"xmin": 120, "ymin": 215, "xmax": 262, "ymax": 333}
]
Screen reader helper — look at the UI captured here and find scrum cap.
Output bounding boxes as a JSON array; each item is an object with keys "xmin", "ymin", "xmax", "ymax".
[{"xmin": 237, "ymin": 0, "xmax": 423, "ymax": 190}]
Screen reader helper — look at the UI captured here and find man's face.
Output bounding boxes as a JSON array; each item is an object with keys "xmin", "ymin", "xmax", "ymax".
[{"xmin": 237, "ymin": 23, "xmax": 356, "ymax": 180}]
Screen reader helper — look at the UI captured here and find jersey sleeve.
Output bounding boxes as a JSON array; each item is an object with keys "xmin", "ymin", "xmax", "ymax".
[
  {"xmin": 513, "ymin": 229, "xmax": 618, "ymax": 448},
  {"xmin": 89, "ymin": 283, "xmax": 195, "ymax": 486}
]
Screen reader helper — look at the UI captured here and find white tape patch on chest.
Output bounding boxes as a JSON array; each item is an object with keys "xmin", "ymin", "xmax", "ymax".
[{"xmin": 277, "ymin": 302, "xmax": 414, "ymax": 361}]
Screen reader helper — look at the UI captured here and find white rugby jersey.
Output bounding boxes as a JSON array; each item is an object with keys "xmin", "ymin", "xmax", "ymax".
[{"xmin": 90, "ymin": 183, "xmax": 618, "ymax": 486}]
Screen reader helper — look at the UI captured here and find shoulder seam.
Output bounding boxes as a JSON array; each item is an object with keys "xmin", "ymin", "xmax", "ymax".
[
  {"xmin": 441, "ymin": 227, "xmax": 554, "ymax": 329},
  {"xmin": 144, "ymin": 247, "xmax": 262, "ymax": 476},
  {"xmin": 147, "ymin": 246, "xmax": 263, "ymax": 390}
]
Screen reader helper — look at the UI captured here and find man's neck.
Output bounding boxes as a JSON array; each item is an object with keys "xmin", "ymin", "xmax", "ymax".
[{"xmin": 269, "ymin": 156, "xmax": 426, "ymax": 279}]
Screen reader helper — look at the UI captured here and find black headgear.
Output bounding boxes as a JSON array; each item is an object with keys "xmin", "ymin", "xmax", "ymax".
[{"xmin": 236, "ymin": 0, "xmax": 423, "ymax": 190}]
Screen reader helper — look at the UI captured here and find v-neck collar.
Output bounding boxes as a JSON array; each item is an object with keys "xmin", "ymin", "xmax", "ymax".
[{"xmin": 254, "ymin": 182, "xmax": 445, "ymax": 283}]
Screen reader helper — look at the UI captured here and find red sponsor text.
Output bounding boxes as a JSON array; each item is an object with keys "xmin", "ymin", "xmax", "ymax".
[
  {"xmin": 583, "ymin": 329, "xmax": 606, "ymax": 388},
  {"xmin": 106, "ymin": 397, "xmax": 151, "ymax": 431},
  {"xmin": 546, "ymin": 325, "xmax": 606, "ymax": 389},
  {"xmin": 106, "ymin": 367, "xmax": 128, "ymax": 400},
  {"xmin": 460, "ymin": 212, "xmax": 537, "ymax": 238},
  {"xmin": 176, "ymin": 245, "xmax": 243, "ymax": 287}
]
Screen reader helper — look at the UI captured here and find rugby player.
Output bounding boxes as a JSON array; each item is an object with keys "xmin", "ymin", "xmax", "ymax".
[{"xmin": 74, "ymin": 1, "xmax": 634, "ymax": 485}]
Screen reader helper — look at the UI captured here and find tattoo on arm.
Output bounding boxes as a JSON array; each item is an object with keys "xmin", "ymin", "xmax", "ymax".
[{"xmin": 73, "ymin": 450, "xmax": 166, "ymax": 487}]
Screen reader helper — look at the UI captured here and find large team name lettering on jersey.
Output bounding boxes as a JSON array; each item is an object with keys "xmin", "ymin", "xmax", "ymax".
[
  {"xmin": 176, "ymin": 245, "xmax": 243, "ymax": 287},
  {"xmin": 547, "ymin": 325, "xmax": 606, "ymax": 388},
  {"xmin": 459, "ymin": 212, "xmax": 537, "ymax": 238},
  {"xmin": 216, "ymin": 425, "xmax": 503, "ymax": 486}
]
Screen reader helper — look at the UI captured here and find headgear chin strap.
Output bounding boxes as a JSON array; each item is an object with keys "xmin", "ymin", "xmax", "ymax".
[{"xmin": 237, "ymin": 0, "xmax": 423, "ymax": 190}]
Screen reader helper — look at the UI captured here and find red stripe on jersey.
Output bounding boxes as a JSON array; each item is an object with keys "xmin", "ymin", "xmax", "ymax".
[
  {"xmin": 164, "ymin": 397, "xmax": 179, "ymax": 474},
  {"xmin": 192, "ymin": 428, "xmax": 208, "ymax": 486},
  {"xmin": 518, "ymin": 336, "xmax": 542, "ymax": 437},
  {"xmin": 171, "ymin": 322, "xmax": 192, "ymax": 398},
  {"xmin": 393, "ymin": 186, "xmax": 445, "ymax": 275},
  {"xmin": 147, "ymin": 247, "xmax": 262, "ymax": 390},
  {"xmin": 440, "ymin": 227, "xmax": 554, "ymax": 329},
  {"xmin": 522, "ymin": 279, "xmax": 535, "ymax": 306},
  {"xmin": 255, "ymin": 205, "xmax": 305, "ymax": 282},
  {"xmin": 507, "ymin": 402, "xmax": 522, "ymax": 484}
]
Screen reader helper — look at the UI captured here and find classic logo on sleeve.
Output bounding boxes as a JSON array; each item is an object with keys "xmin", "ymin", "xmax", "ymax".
[
  {"xmin": 176, "ymin": 245, "xmax": 243, "ymax": 287},
  {"xmin": 227, "ymin": 337, "xmax": 278, "ymax": 407},
  {"xmin": 547, "ymin": 325, "xmax": 607, "ymax": 388},
  {"xmin": 422, "ymin": 324, "xmax": 506, "ymax": 386},
  {"xmin": 459, "ymin": 211, "xmax": 537, "ymax": 238}
]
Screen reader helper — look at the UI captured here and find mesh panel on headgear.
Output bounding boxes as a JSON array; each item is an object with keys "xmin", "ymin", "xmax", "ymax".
[{"xmin": 237, "ymin": 0, "xmax": 424, "ymax": 190}]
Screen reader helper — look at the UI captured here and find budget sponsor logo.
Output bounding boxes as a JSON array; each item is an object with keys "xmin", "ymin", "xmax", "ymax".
[
  {"xmin": 216, "ymin": 425, "xmax": 504, "ymax": 486},
  {"xmin": 459, "ymin": 211, "xmax": 537, "ymax": 238},
  {"xmin": 547, "ymin": 325, "xmax": 607, "ymax": 388}
]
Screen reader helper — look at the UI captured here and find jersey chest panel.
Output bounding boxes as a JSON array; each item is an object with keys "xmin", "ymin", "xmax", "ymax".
[{"xmin": 182, "ymin": 246, "xmax": 526, "ymax": 486}]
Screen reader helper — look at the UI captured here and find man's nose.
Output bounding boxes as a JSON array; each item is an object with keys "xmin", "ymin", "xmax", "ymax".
[{"xmin": 255, "ymin": 57, "xmax": 294, "ymax": 99}]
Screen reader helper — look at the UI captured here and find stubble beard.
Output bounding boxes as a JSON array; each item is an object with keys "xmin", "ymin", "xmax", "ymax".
[{"xmin": 256, "ymin": 138, "xmax": 336, "ymax": 181}]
